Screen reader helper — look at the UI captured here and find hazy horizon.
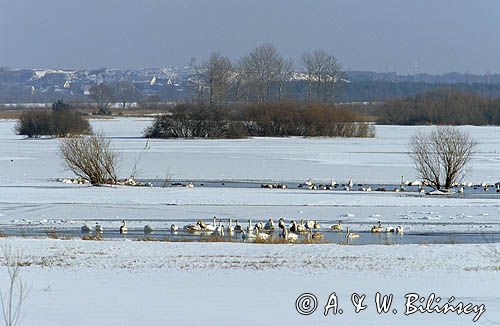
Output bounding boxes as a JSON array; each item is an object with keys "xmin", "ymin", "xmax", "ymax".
[{"xmin": 1, "ymin": 0, "xmax": 499, "ymax": 74}]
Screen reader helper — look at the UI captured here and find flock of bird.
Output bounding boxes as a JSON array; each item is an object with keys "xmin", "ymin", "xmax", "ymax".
[{"xmin": 80, "ymin": 218, "xmax": 404, "ymax": 242}]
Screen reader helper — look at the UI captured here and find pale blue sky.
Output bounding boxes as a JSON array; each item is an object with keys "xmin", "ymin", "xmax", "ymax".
[{"xmin": 1, "ymin": 0, "xmax": 498, "ymax": 73}]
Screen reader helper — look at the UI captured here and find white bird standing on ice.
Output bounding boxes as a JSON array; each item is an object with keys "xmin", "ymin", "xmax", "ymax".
[
  {"xmin": 119, "ymin": 220, "xmax": 128, "ymax": 234},
  {"xmin": 215, "ymin": 221, "xmax": 224, "ymax": 236},
  {"xmin": 348, "ymin": 179, "xmax": 354, "ymax": 188},
  {"xmin": 226, "ymin": 218, "xmax": 234, "ymax": 234},
  {"xmin": 246, "ymin": 219, "xmax": 254, "ymax": 233},
  {"xmin": 170, "ymin": 224, "xmax": 178, "ymax": 232}
]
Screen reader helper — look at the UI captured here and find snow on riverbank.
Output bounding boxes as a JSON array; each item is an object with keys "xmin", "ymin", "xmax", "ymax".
[{"xmin": 0, "ymin": 238, "xmax": 498, "ymax": 325}]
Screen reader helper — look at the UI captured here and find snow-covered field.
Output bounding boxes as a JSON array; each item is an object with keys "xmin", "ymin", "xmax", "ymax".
[{"xmin": 0, "ymin": 118, "xmax": 499, "ymax": 325}]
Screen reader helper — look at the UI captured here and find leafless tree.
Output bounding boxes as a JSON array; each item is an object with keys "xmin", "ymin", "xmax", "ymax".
[
  {"xmin": 240, "ymin": 43, "xmax": 286, "ymax": 102},
  {"xmin": 60, "ymin": 133, "xmax": 119, "ymax": 185},
  {"xmin": 89, "ymin": 83, "xmax": 114, "ymax": 115},
  {"xmin": 408, "ymin": 126, "xmax": 477, "ymax": 190},
  {"xmin": 276, "ymin": 59, "xmax": 294, "ymax": 102},
  {"xmin": 202, "ymin": 52, "xmax": 233, "ymax": 108},
  {"xmin": 1, "ymin": 245, "xmax": 30, "ymax": 326},
  {"xmin": 302, "ymin": 49, "xmax": 342, "ymax": 103}
]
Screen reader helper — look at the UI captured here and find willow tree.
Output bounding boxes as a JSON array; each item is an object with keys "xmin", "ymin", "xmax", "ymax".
[{"xmin": 408, "ymin": 127, "xmax": 476, "ymax": 190}]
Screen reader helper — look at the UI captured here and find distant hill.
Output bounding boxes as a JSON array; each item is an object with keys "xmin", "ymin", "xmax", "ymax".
[{"xmin": 2, "ymin": 67, "xmax": 500, "ymax": 104}]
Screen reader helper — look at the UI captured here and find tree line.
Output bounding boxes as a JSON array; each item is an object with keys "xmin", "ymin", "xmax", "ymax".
[
  {"xmin": 376, "ymin": 88, "xmax": 500, "ymax": 125},
  {"xmin": 87, "ymin": 44, "xmax": 343, "ymax": 114}
]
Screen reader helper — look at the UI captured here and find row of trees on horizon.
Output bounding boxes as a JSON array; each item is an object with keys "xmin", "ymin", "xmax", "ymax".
[{"xmin": 87, "ymin": 43, "xmax": 343, "ymax": 114}]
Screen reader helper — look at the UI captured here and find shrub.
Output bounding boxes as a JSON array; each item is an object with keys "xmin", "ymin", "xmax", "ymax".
[
  {"xmin": 59, "ymin": 133, "xmax": 119, "ymax": 185},
  {"xmin": 15, "ymin": 101, "xmax": 91, "ymax": 138},
  {"xmin": 144, "ymin": 105, "xmax": 247, "ymax": 139},
  {"xmin": 15, "ymin": 110, "xmax": 54, "ymax": 138},
  {"xmin": 145, "ymin": 102, "xmax": 374, "ymax": 139}
]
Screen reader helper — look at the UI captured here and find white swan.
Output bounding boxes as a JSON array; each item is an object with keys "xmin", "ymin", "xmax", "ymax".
[
  {"xmin": 345, "ymin": 227, "xmax": 359, "ymax": 239},
  {"xmin": 81, "ymin": 224, "xmax": 92, "ymax": 233},
  {"xmin": 396, "ymin": 225, "xmax": 404, "ymax": 234},
  {"xmin": 215, "ymin": 221, "xmax": 224, "ymax": 236},
  {"xmin": 264, "ymin": 219, "xmax": 275, "ymax": 231},
  {"xmin": 246, "ymin": 219, "xmax": 254, "ymax": 233},
  {"xmin": 95, "ymin": 222, "xmax": 103, "ymax": 234},
  {"xmin": 255, "ymin": 221, "xmax": 264, "ymax": 230},
  {"xmin": 144, "ymin": 224, "xmax": 154, "ymax": 234},
  {"xmin": 331, "ymin": 220, "xmax": 342, "ymax": 231},
  {"xmin": 184, "ymin": 222, "xmax": 201, "ymax": 232},
  {"xmin": 170, "ymin": 224, "xmax": 178, "ymax": 232},
  {"xmin": 226, "ymin": 218, "xmax": 234, "ymax": 234},
  {"xmin": 241, "ymin": 229, "xmax": 256, "ymax": 240},
  {"xmin": 348, "ymin": 179, "xmax": 354, "ymax": 188},
  {"xmin": 255, "ymin": 228, "xmax": 269, "ymax": 241},
  {"xmin": 371, "ymin": 221, "xmax": 384, "ymax": 233},
  {"xmin": 119, "ymin": 220, "xmax": 128, "ymax": 234},
  {"xmin": 234, "ymin": 220, "xmax": 243, "ymax": 233},
  {"xmin": 281, "ymin": 228, "xmax": 298, "ymax": 242}
]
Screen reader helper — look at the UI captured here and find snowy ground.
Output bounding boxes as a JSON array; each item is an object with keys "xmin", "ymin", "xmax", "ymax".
[
  {"xmin": 0, "ymin": 238, "xmax": 498, "ymax": 325},
  {"xmin": 0, "ymin": 118, "xmax": 499, "ymax": 325}
]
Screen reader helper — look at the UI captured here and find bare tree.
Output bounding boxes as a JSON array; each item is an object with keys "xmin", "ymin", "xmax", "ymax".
[
  {"xmin": 1, "ymin": 245, "xmax": 30, "ymax": 326},
  {"xmin": 240, "ymin": 43, "xmax": 286, "ymax": 102},
  {"xmin": 302, "ymin": 49, "xmax": 342, "ymax": 103},
  {"xmin": 408, "ymin": 126, "xmax": 476, "ymax": 190},
  {"xmin": 60, "ymin": 133, "xmax": 119, "ymax": 185},
  {"xmin": 89, "ymin": 83, "xmax": 114, "ymax": 115},
  {"xmin": 276, "ymin": 59, "xmax": 294, "ymax": 102},
  {"xmin": 202, "ymin": 52, "xmax": 233, "ymax": 108}
]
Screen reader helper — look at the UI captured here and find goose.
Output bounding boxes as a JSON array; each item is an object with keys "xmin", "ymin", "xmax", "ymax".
[
  {"xmin": 226, "ymin": 218, "xmax": 234, "ymax": 234},
  {"xmin": 234, "ymin": 220, "xmax": 243, "ymax": 233},
  {"xmin": 81, "ymin": 224, "xmax": 92, "ymax": 233},
  {"xmin": 119, "ymin": 220, "xmax": 128, "ymax": 234},
  {"xmin": 371, "ymin": 221, "xmax": 384, "ymax": 233},
  {"xmin": 345, "ymin": 227, "xmax": 359, "ymax": 239},
  {"xmin": 246, "ymin": 219, "xmax": 255, "ymax": 233},
  {"xmin": 264, "ymin": 219, "xmax": 275, "ymax": 231},
  {"xmin": 255, "ymin": 228, "xmax": 269, "ymax": 241},
  {"xmin": 313, "ymin": 220, "xmax": 320, "ymax": 229},
  {"xmin": 290, "ymin": 220, "xmax": 298, "ymax": 233},
  {"xmin": 170, "ymin": 224, "xmax": 179, "ymax": 232},
  {"xmin": 95, "ymin": 222, "xmax": 103, "ymax": 234},
  {"xmin": 331, "ymin": 220, "xmax": 342, "ymax": 231},
  {"xmin": 458, "ymin": 187, "xmax": 464, "ymax": 194},
  {"xmin": 255, "ymin": 221, "xmax": 264, "ymax": 230},
  {"xmin": 396, "ymin": 226, "xmax": 404, "ymax": 234},
  {"xmin": 281, "ymin": 228, "xmax": 298, "ymax": 242},
  {"xmin": 305, "ymin": 220, "xmax": 315, "ymax": 230},
  {"xmin": 386, "ymin": 226, "xmax": 395, "ymax": 233},
  {"xmin": 144, "ymin": 224, "xmax": 154, "ymax": 234}
]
